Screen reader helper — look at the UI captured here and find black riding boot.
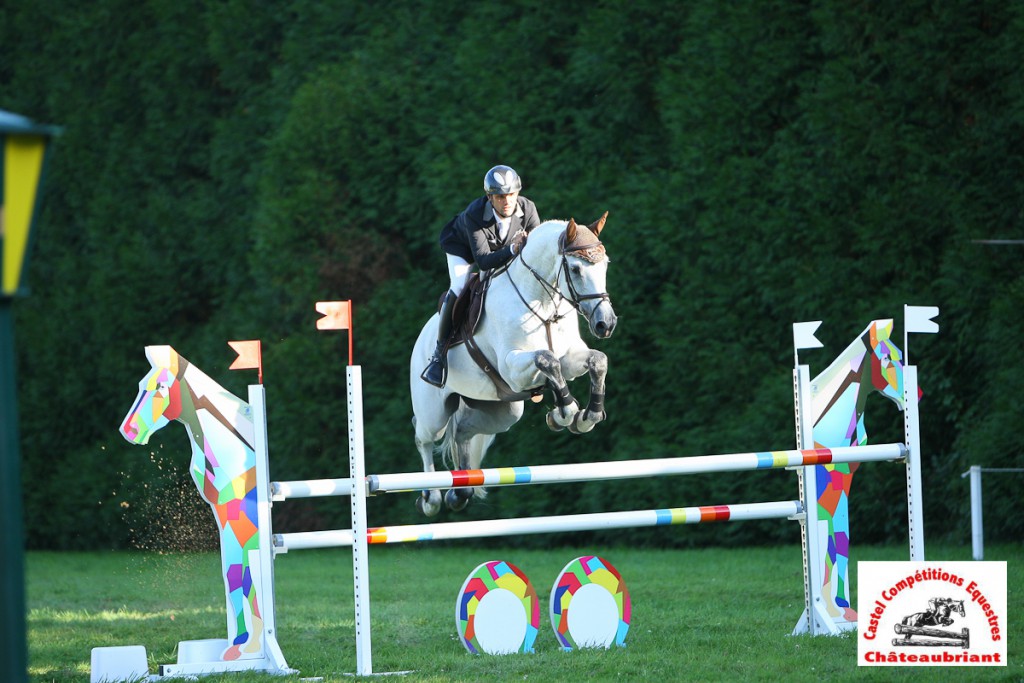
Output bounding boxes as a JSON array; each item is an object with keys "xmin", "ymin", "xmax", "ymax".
[{"xmin": 421, "ymin": 290, "xmax": 457, "ymax": 387}]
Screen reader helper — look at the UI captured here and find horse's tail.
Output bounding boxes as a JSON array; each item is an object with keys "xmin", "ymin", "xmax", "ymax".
[{"xmin": 439, "ymin": 411, "xmax": 461, "ymax": 471}]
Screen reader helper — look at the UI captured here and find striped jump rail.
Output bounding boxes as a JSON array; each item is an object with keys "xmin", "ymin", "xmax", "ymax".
[
  {"xmin": 271, "ymin": 443, "xmax": 907, "ymax": 501},
  {"xmin": 273, "ymin": 500, "xmax": 803, "ymax": 552}
]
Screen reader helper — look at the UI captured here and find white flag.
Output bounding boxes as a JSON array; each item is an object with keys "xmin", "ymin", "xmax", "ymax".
[
  {"xmin": 905, "ymin": 305, "xmax": 939, "ymax": 334},
  {"xmin": 793, "ymin": 321, "xmax": 823, "ymax": 350}
]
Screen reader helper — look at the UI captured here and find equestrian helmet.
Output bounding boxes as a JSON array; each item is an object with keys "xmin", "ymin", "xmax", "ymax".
[{"xmin": 484, "ymin": 165, "xmax": 522, "ymax": 195}]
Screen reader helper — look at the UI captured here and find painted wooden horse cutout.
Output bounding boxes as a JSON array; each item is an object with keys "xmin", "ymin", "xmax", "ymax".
[
  {"xmin": 809, "ymin": 319, "xmax": 907, "ymax": 624},
  {"xmin": 120, "ymin": 346, "xmax": 266, "ymax": 662},
  {"xmin": 410, "ymin": 214, "xmax": 617, "ymax": 516}
]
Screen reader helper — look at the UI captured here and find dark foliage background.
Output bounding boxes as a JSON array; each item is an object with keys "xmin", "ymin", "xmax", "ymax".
[{"xmin": 2, "ymin": 0, "xmax": 1020, "ymax": 551}]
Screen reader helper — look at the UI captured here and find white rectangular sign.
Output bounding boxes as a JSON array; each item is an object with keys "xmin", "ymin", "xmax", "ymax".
[{"xmin": 857, "ymin": 561, "xmax": 1006, "ymax": 667}]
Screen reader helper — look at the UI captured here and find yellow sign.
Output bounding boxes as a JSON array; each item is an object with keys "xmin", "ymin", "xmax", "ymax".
[{"xmin": 2, "ymin": 134, "xmax": 46, "ymax": 296}]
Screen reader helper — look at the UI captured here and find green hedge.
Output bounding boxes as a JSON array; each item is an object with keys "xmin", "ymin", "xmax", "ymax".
[{"xmin": 4, "ymin": 0, "xmax": 1021, "ymax": 549}]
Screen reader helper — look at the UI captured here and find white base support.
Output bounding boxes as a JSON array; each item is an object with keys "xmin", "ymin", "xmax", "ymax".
[
  {"xmin": 155, "ymin": 638, "xmax": 297, "ymax": 677},
  {"xmin": 91, "ymin": 637, "xmax": 297, "ymax": 680},
  {"xmin": 91, "ymin": 645, "xmax": 149, "ymax": 683},
  {"xmin": 791, "ymin": 607, "xmax": 857, "ymax": 636}
]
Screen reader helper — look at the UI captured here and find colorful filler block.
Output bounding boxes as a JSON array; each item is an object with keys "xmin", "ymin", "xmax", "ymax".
[
  {"xmin": 550, "ymin": 556, "xmax": 630, "ymax": 651},
  {"xmin": 456, "ymin": 560, "xmax": 540, "ymax": 655}
]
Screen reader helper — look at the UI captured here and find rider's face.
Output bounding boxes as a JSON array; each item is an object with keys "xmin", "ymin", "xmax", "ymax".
[{"xmin": 488, "ymin": 192, "xmax": 519, "ymax": 218}]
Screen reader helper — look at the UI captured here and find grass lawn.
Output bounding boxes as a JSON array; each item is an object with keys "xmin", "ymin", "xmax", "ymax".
[{"xmin": 28, "ymin": 543, "xmax": 1022, "ymax": 682}]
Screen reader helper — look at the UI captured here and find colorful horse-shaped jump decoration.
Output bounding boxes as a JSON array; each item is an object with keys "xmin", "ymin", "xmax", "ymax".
[
  {"xmin": 809, "ymin": 319, "xmax": 906, "ymax": 625},
  {"xmin": 120, "ymin": 346, "xmax": 265, "ymax": 661}
]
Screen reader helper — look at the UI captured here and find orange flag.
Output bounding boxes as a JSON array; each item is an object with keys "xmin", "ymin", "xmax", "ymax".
[
  {"xmin": 316, "ymin": 301, "xmax": 351, "ymax": 330},
  {"xmin": 228, "ymin": 340, "xmax": 263, "ymax": 383},
  {"xmin": 316, "ymin": 300, "xmax": 354, "ymax": 365}
]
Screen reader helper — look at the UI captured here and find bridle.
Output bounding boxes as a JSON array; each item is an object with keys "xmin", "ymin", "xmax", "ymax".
[
  {"xmin": 497, "ymin": 234, "xmax": 611, "ymax": 349},
  {"xmin": 557, "ymin": 235, "xmax": 611, "ymax": 307}
]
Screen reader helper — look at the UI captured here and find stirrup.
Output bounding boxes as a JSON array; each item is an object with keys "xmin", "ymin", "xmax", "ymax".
[{"xmin": 421, "ymin": 357, "xmax": 447, "ymax": 387}]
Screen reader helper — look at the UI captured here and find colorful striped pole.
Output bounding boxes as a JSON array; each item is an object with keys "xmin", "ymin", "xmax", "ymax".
[
  {"xmin": 366, "ymin": 443, "xmax": 906, "ymax": 495},
  {"xmin": 270, "ymin": 443, "xmax": 905, "ymax": 502},
  {"xmin": 273, "ymin": 500, "xmax": 803, "ymax": 552}
]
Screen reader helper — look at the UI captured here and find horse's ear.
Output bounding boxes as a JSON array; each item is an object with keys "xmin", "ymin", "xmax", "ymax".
[
  {"xmin": 566, "ymin": 217, "xmax": 578, "ymax": 243},
  {"xmin": 588, "ymin": 211, "xmax": 608, "ymax": 237}
]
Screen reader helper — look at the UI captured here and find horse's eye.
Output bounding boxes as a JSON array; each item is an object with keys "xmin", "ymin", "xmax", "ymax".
[{"xmin": 570, "ymin": 264, "xmax": 582, "ymax": 276}]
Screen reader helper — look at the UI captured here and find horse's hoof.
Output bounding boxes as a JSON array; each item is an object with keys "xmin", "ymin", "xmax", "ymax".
[
  {"xmin": 445, "ymin": 488, "xmax": 471, "ymax": 512},
  {"xmin": 416, "ymin": 492, "xmax": 441, "ymax": 517},
  {"xmin": 546, "ymin": 413, "xmax": 565, "ymax": 432},
  {"xmin": 571, "ymin": 412, "xmax": 596, "ymax": 434}
]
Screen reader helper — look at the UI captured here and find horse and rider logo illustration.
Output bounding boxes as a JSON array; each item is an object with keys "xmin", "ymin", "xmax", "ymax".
[{"xmin": 893, "ymin": 598, "xmax": 969, "ymax": 649}]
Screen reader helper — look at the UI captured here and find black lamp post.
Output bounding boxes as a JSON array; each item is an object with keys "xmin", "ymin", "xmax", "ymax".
[{"xmin": 0, "ymin": 109, "xmax": 60, "ymax": 683}]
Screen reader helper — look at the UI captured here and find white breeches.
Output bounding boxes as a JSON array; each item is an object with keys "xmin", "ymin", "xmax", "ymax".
[{"xmin": 446, "ymin": 254, "xmax": 474, "ymax": 296}]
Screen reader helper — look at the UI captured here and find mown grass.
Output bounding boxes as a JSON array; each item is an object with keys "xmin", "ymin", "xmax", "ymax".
[{"xmin": 28, "ymin": 543, "xmax": 1022, "ymax": 682}]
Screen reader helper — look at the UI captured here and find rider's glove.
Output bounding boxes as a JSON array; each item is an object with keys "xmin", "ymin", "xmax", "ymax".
[{"xmin": 510, "ymin": 229, "xmax": 527, "ymax": 255}]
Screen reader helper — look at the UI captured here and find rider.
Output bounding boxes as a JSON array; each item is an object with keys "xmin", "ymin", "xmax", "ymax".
[{"xmin": 421, "ymin": 164, "xmax": 541, "ymax": 387}]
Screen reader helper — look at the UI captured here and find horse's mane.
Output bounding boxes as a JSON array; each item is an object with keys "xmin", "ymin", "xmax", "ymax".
[{"xmin": 531, "ymin": 219, "xmax": 569, "ymax": 238}]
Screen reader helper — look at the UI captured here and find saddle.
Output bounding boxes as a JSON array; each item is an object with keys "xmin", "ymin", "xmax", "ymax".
[
  {"xmin": 446, "ymin": 272, "xmax": 486, "ymax": 348},
  {"xmin": 435, "ymin": 273, "xmax": 542, "ymax": 402}
]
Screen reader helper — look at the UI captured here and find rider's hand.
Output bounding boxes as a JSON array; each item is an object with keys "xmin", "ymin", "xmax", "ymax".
[{"xmin": 510, "ymin": 229, "xmax": 527, "ymax": 254}]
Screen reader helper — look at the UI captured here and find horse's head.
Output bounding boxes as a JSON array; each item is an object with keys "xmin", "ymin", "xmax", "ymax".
[
  {"xmin": 865, "ymin": 319, "xmax": 905, "ymax": 409},
  {"xmin": 561, "ymin": 212, "xmax": 617, "ymax": 339},
  {"xmin": 811, "ymin": 318, "xmax": 909, "ymax": 446},
  {"xmin": 120, "ymin": 345, "xmax": 183, "ymax": 445}
]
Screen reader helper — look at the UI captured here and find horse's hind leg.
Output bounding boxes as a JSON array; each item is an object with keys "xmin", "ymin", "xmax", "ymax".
[
  {"xmin": 444, "ymin": 401, "xmax": 521, "ymax": 511},
  {"xmin": 450, "ymin": 433, "xmax": 495, "ymax": 505},
  {"xmin": 413, "ymin": 415, "xmax": 444, "ymax": 517},
  {"xmin": 443, "ymin": 434, "xmax": 474, "ymax": 511}
]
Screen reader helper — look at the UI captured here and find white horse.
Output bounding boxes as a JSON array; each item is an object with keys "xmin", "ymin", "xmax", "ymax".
[{"xmin": 410, "ymin": 214, "xmax": 617, "ymax": 516}]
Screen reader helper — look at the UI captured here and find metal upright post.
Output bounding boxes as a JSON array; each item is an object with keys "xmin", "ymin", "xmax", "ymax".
[
  {"xmin": 348, "ymin": 365, "xmax": 372, "ymax": 675},
  {"xmin": 968, "ymin": 466, "xmax": 984, "ymax": 561},
  {"xmin": 903, "ymin": 365, "xmax": 925, "ymax": 560},
  {"xmin": 792, "ymin": 364, "xmax": 837, "ymax": 636},
  {"xmin": 249, "ymin": 384, "xmax": 291, "ymax": 670}
]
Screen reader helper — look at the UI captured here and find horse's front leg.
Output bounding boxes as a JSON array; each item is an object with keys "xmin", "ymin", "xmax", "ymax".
[
  {"xmin": 533, "ymin": 350, "xmax": 580, "ymax": 431},
  {"xmin": 560, "ymin": 347, "xmax": 608, "ymax": 434}
]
